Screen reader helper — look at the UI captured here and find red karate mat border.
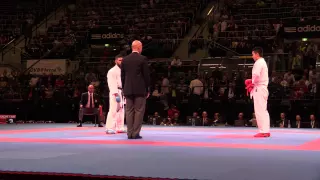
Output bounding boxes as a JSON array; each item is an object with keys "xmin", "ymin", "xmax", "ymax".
[
  {"xmin": 1, "ymin": 126, "xmax": 319, "ymax": 151},
  {"xmin": 1, "ymin": 126, "xmax": 320, "ymax": 135},
  {"xmin": 0, "ymin": 127, "xmax": 93, "ymax": 134},
  {"xmin": 0, "ymin": 171, "xmax": 190, "ymax": 180},
  {"xmin": 0, "ymin": 137, "xmax": 319, "ymax": 151}
]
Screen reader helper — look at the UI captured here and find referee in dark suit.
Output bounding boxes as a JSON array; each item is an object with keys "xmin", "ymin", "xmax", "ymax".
[{"xmin": 121, "ymin": 40, "xmax": 150, "ymax": 139}]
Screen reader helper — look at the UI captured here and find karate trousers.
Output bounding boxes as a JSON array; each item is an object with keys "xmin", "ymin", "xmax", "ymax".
[
  {"xmin": 106, "ymin": 92, "xmax": 125, "ymax": 131},
  {"xmin": 252, "ymin": 86, "xmax": 270, "ymax": 133}
]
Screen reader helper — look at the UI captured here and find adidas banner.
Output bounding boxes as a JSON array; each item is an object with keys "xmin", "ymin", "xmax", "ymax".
[
  {"xmin": 89, "ymin": 26, "xmax": 125, "ymax": 44},
  {"xmin": 284, "ymin": 20, "xmax": 320, "ymax": 39}
]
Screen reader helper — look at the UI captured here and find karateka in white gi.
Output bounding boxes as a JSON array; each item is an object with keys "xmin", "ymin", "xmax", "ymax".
[
  {"xmin": 251, "ymin": 47, "xmax": 271, "ymax": 138},
  {"xmin": 105, "ymin": 55, "xmax": 126, "ymax": 134}
]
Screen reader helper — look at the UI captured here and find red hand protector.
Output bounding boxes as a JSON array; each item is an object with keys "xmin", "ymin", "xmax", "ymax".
[
  {"xmin": 245, "ymin": 79, "xmax": 252, "ymax": 86},
  {"xmin": 244, "ymin": 79, "xmax": 254, "ymax": 96}
]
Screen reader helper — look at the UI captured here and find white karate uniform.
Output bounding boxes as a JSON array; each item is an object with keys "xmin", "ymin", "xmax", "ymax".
[
  {"xmin": 106, "ymin": 65, "xmax": 125, "ymax": 131},
  {"xmin": 251, "ymin": 57, "xmax": 270, "ymax": 133}
]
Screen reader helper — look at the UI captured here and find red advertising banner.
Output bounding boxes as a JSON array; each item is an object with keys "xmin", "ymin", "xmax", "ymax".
[{"xmin": 0, "ymin": 114, "xmax": 16, "ymax": 124}]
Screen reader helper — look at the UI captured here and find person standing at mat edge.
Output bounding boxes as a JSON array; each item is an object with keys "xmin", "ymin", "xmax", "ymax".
[
  {"xmin": 121, "ymin": 40, "xmax": 150, "ymax": 139},
  {"xmin": 105, "ymin": 55, "xmax": 126, "ymax": 134},
  {"xmin": 251, "ymin": 47, "xmax": 271, "ymax": 138}
]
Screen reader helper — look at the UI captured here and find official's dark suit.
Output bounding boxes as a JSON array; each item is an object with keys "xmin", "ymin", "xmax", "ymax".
[
  {"xmin": 278, "ymin": 119, "xmax": 290, "ymax": 128},
  {"xmin": 80, "ymin": 92, "xmax": 102, "ymax": 108},
  {"xmin": 121, "ymin": 52, "xmax": 150, "ymax": 138},
  {"xmin": 202, "ymin": 118, "xmax": 212, "ymax": 126},
  {"xmin": 78, "ymin": 92, "xmax": 102, "ymax": 126}
]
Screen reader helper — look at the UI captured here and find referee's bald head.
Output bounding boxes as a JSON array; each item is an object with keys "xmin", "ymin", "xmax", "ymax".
[{"xmin": 131, "ymin": 40, "xmax": 142, "ymax": 53}]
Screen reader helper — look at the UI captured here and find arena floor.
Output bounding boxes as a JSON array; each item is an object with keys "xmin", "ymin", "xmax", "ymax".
[{"xmin": 0, "ymin": 124, "xmax": 319, "ymax": 180}]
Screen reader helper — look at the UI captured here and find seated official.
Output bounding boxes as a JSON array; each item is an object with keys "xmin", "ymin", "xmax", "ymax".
[
  {"xmin": 276, "ymin": 113, "xmax": 288, "ymax": 128},
  {"xmin": 161, "ymin": 117, "xmax": 175, "ymax": 126},
  {"xmin": 234, "ymin": 112, "xmax": 247, "ymax": 126},
  {"xmin": 78, "ymin": 84, "xmax": 103, "ymax": 127},
  {"xmin": 310, "ymin": 114, "xmax": 317, "ymax": 128},
  {"xmin": 277, "ymin": 113, "xmax": 290, "ymax": 128},
  {"xmin": 295, "ymin": 115, "xmax": 301, "ymax": 128},
  {"xmin": 159, "ymin": 112, "xmax": 178, "ymax": 126},
  {"xmin": 161, "ymin": 113, "xmax": 180, "ymax": 126},
  {"xmin": 212, "ymin": 113, "xmax": 221, "ymax": 126},
  {"xmin": 148, "ymin": 112, "xmax": 163, "ymax": 125},
  {"xmin": 201, "ymin": 111, "xmax": 212, "ymax": 126},
  {"xmin": 186, "ymin": 112, "xmax": 201, "ymax": 126}
]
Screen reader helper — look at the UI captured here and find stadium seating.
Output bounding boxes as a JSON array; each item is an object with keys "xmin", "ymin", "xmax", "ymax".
[
  {"xmin": 233, "ymin": 1, "xmax": 317, "ymax": 21},
  {"xmin": 0, "ymin": 0, "xmax": 62, "ymax": 48},
  {"xmin": 82, "ymin": 0, "xmax": 207, "ymax": 57},
  {"xmin": 196, "ymin": 0, "xmax": 319, "ymax": 57},
  {"xmin": 23, "ymin": 0, "xmax": 209, "ymax": 60},
  {"xmin": 67, "ymin": 0, "xmax": 208, "ymax": 59}
]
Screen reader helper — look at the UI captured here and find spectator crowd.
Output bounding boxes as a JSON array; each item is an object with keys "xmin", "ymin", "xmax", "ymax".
[
  {"xmin": 0, "ymin": 0, "xmax": 62, "ymax": 48},
  {"xmin": 189, "ymin": 0, "xmax": 319, "ymax": 72},
  {"xmin": 23, "ymin": 0, "xmax": 209, "ymax": 61},
  {"xmin": 0, "ymin": 57, "xmax": 319, "ymax": 128}
]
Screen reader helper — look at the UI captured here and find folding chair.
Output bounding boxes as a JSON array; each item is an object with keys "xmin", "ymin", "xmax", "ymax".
[{"xmin": 79, "ymin": 108, "xmax": 99, "ymax": 127}]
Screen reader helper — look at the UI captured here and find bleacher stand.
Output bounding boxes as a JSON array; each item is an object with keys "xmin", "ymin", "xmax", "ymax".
[
  {"xmin": 71, "ymin": 0, "xmax": 208, "ymax": 59},
  {"xmin": 0, "ymin": 0, "xmax": 62, "ymax": 48},
  {"xmin": 189, "ymin": 0, "xmax": 319, "ymax": 64},
  {"xmin": 23, "ymin": 0, "xmax": 210, "ymax": 60}
]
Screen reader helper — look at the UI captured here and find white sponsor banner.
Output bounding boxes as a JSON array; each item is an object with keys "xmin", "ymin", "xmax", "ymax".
[{"xmin": 27, "ymin": 59, "xmax": 67, "ymax": 75}]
